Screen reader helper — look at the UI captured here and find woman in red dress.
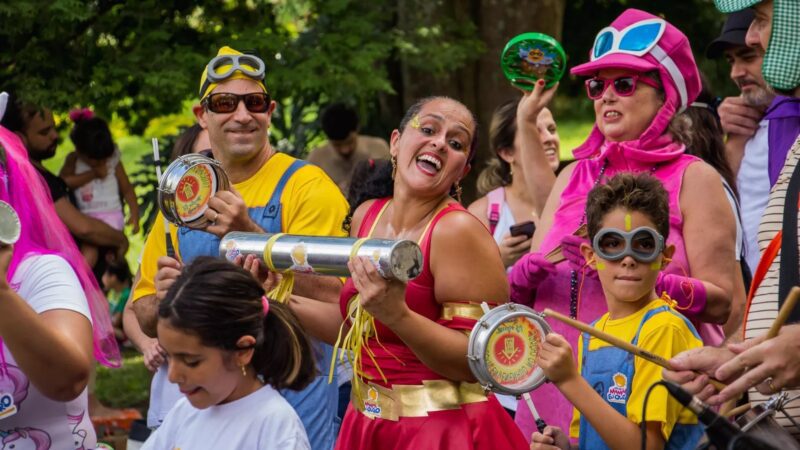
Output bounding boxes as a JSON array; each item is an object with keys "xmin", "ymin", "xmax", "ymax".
[{"xmin": 289, "ymin": 96, "xmax": 529, "ymax": 449}]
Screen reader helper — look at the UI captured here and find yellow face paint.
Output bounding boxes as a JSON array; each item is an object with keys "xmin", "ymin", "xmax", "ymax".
[
  {"xmin": 624, "ymin": 213, "xmax": 632, "ymax": 232},
  {"xmin": 409, "ymin": 114, "xmax": 421, "ymax": 129},
  {"xmin": 650, "ymin": 261, "xmax": 661, "ymax": 271},
  {"xmin": 596, "ymin": 262, "xmax": 606, "ymax": 270}
]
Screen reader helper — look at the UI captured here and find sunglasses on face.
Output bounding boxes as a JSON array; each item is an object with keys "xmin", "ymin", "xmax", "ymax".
[
  {"xmin": 592, "ymin": 226, "xmax": 665, "ymax": 263},
  {"xmin": 584, "ymin": 75, "xmax": 661, "ymax": 100},
  {"xmin": 203, "ymin": 92, "xmax": 271, "ymax": 114}
]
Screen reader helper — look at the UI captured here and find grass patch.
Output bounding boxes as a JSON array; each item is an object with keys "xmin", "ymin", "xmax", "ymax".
[
  {"xmin": 95, "ymin": 349, "xmax": 152, "ymax": 411},
  {"xmin": 556, "ymin": 119, "xmax": 595, "ymax": 161}
]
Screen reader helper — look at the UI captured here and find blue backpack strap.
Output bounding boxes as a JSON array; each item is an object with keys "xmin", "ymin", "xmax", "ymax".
[{"xmin": 261, "ymin": 159, "xmax": 308, "ymax": 233}]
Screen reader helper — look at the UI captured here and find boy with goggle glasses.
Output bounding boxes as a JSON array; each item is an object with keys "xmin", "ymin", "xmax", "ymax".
[{"xmin": 530, "ymin": 172, "xmax": 704, "ymax": 450}]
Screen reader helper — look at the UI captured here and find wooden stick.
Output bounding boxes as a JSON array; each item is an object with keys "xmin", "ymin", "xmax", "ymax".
[
  {"xmin": 543, "ymin": 308, "xmax": 726, "ymax": 390},
  {"xmin": 722, "ymin": 402, "xmax": 751, "ymax": 419},
  {"xmin": 766, "ymin": 286, "xmax": 800, "ymax": 339}
]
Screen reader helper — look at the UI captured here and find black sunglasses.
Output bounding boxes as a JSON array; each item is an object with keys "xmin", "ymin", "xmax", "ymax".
[{"xmin": 203, "ymin": 92, "xmax": 271, "ymax": 114}]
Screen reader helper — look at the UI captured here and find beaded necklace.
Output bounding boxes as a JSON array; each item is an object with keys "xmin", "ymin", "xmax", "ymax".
[{"xmin": 567, "ymin": 158, "xmax": 659, "ymax": 319}]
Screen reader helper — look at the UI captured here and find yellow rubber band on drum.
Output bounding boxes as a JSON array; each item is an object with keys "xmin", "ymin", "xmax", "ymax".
[
  {"xmin": 262, "ymin": 233, "xmax": 294, "ymax": 304},
  {"xmin": 329, "ymin": 238, "xmax": 385, "ymax": 391},
  {"xmin": 349, "ymin": 238, "xmax": 370, "ymax": 261},
  {"xmin": 263, "ymin": 233, "xmax": 285, "ymax": 273}
]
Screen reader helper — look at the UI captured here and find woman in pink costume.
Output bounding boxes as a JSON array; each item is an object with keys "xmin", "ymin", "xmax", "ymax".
[
  {"xmin": 289, "ymin": 97, "xmax": 528, "ymax": 449},
  {"xmin": 508, "ymin": 9, "xmax": 738, "ymax": 439},
  {"xmin": 0, "ymin": 95, "xmax": 119, "ymax": 448}
]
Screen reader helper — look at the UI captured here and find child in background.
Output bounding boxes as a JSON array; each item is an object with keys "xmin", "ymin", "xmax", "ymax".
[
  {"xmin": 530, "ymin": 173, "xmax": 704, "ymax": 450},
  {"xmin": 142, "ymin": 257, "xmax": 313, "ymax": 449},
  {"xmin": 60, "ymin": 109, "xmax": 139, "ymax": 266},
  {"xmin": 102, "ymin": 259, "xmax": 132, "ymax": 345}
]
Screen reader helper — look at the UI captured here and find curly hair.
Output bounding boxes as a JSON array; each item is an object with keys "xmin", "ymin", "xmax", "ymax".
[{"xmin": 585, "ymin": 172, "xmax": 670, "ymax": 241}]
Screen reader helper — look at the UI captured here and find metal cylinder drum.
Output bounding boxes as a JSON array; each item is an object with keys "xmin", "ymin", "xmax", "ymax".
[
  {"xmin": 219, "ymin": 232, "xmax": 423, "ymax": 282},
  {"xmin": 157, "ymin": 154, "xmax": 230, "ymax": 229}
]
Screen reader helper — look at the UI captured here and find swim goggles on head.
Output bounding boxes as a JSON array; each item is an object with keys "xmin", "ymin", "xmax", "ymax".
[
  {"xmin": 591, "ymin": 19, "xmax": 666, "ymax": 61},
  {"xmin": 588, "ymin": 18, "xmax": 689, "ymax": 111},
  {"xmin": 206, "ymin": 54, "xmax": 266, "ymax": 83},
  {"xmin": 592, "ymin": 226, "xmax": 664, "ymax": 263}
]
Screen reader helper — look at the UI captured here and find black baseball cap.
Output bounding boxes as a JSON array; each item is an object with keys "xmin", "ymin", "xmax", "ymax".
[{"xmin": 706, "ymin": 9, "xmax": 755, "ymax": 59}]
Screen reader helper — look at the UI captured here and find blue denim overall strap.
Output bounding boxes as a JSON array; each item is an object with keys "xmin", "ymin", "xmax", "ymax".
[
  {"xmin": 578, "ymin": 306, "xmax": 703, "ymax": 450},
  {"xmin": 176, "ymin": 159, "xmax": 308, "ymax": 263},
  {"xmin": 177, "ymin": 159, "xmax": 339, "ymax": 450}
]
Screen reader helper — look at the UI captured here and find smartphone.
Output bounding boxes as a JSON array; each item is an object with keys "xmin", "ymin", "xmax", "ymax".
[{"xmin": 509, "ymin": 220, "xmax": 535, "ymax": 239}]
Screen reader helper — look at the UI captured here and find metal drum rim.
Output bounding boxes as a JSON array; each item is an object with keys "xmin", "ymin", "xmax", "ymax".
[
  {"xmin": 467, "ymin": 304, "xmax": 550, "ymax": 395},
  {"xmin": 157, "ymin": 154, "xmax": 228, "ymax": 229}
]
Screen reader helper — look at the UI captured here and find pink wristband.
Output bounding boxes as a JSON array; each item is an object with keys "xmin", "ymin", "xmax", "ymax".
[{"xmin": 656, "ymin": 272, "xmax": 707, "ymax": 317}]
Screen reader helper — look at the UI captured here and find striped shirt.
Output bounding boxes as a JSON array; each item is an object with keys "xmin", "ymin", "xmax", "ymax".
[{"xmin": 745, "ymin": 133, "xmax": 800, "ymax": 436}]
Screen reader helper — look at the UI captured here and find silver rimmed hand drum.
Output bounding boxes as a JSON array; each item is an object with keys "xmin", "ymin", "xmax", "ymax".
[
  {"xmin": 0, "ymin": 201, "xmax": 20, "ymax": 245},
  {"xmin": 157, "ymin": 154, "xmax": 230, "ymax": 228},
  {"xmin": 468, "ymin": 303, "xmax": 550, "ymax": 395},
  {"xmin": 219, "ymin": 232, "xmax": 423, "ymax": 282}
]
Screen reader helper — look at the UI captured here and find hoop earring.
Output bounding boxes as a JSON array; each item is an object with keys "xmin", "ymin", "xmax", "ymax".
[
  {"xmin": 391, "ymin": 155, "xmax": 397, "ymax": 180},
  {"xmin": 454, "ymin": 181, "xmax": 463, "ymax": 203},
  {"xmin": 240, "ymin": 365, "xmax": 247, "ymax": 377}
]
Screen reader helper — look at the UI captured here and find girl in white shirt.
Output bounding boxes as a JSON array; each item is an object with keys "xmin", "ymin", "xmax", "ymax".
[
  {"xmin": 142, "ymin": 257, "xmax": 314, "ymax": 450},
  {"xmin": 60, "ymin": 110, "xmax": 140, "ymax": 267}
]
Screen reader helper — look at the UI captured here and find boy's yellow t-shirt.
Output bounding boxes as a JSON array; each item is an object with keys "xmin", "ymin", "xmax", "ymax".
[{"xmin": 569, "ymin": 299, "xmax": 703, "ymax": 441}]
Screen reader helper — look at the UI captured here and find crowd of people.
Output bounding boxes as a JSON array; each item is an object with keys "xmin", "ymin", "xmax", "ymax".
[{"xmin": 0, "ymin": 0, "xmax": 798, "ymax": 448}]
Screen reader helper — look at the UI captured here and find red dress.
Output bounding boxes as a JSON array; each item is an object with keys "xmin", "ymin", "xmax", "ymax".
[{"xmin": 335, "ymin": 198, "xmax": 528, "ymax": 450}]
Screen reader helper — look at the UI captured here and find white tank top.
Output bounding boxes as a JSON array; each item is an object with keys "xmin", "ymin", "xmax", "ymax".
[{"xmin": 73, "ymin": 148, "xmax": 122, "ymax": 215}]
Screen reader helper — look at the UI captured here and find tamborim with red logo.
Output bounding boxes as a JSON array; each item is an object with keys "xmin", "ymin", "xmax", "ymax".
[
  {"xmin": 157, "ymin": 154, "xmax": 230, "ymax": 228},
  {"xmin": 467, "ymin": 303, "xmax": 550, "ymax": 395}
]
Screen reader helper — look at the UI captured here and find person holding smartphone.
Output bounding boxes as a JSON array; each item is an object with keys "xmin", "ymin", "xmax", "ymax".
[
  {"xmin": 468, "ymin": 96, "xmax": 561, "ymax": 270},
  {"xmin": 468, "ymin": 94, "xmax": 560, "ymax": 418}
]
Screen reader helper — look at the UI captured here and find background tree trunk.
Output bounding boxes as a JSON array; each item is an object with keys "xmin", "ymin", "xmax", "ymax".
[{"xmin": 397, "ymin": 0, "xmax": 566, "ymax": 203}]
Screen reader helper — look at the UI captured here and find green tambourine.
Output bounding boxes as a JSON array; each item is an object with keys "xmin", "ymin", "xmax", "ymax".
[{"xmin": 501, "ymin": 32, "xmax": 566, "ymax": 90}]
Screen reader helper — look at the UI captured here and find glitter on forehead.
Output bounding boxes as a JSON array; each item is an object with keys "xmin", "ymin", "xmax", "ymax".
[{"xmin": 409, "ymin": 115, "xmax": 421, "ymax": 129}]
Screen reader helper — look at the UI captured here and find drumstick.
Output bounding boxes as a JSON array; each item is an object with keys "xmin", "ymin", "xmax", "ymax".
[
  {"xmin": 722, "ymin": 402, "xmax": 751, "ymax": 418},
  {"xmin": 152, "ymin": 138, "xmax": 175, "ymax": 258},
  {"xmin": 766, "ymin": 286, "xmax": 800, "ymax": 339},
  {"xmin": 522, "ymin": 393, "xmax": 547, "ymax": 433},
  {"xmin": 543, "ymin": 308, "xmax": 726, "ymax": 390}
]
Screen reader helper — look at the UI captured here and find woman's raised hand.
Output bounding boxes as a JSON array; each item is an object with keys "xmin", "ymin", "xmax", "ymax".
[
  {"xmin": 515, "ymin": 79, "xmax": 559, "ymax": 127},
  {"xmin": 348, "ymin": 256, "xmax": 409, "ymax": 327}
]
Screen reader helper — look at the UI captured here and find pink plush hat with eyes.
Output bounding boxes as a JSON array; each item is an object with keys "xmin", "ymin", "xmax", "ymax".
[{"xmin": 570, "ymin": 9, "xmax": 701, "ymax": 157}]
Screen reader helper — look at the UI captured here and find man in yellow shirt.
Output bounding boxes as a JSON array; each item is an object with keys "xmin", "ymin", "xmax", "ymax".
[{"xmin": 131, "ymin": 46, "xmax": 348, "ymax": 450}]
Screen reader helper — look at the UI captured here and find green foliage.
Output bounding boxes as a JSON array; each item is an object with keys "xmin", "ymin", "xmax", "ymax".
[
  {"xmin": 129, "ymin": 131, "xmax": 179, "ymax": 236},
  {"xmin": 95, "ymin": 351, "xmax": 152, "ymax": 410},
  {"xmin": 2, "ymin": 0, "xmax": 485, "ymax": 159}
]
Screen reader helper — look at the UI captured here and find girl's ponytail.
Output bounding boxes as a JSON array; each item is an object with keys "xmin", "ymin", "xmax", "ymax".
[{"xmin": 254, "ymin": 300, "xmax": 316, "ymax": 391}]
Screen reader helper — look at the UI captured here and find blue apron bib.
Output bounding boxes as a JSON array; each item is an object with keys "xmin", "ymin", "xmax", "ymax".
[
  {"xmin": 578, "ymin": 305, "xmax": 704, "ymax": 450},
  {"xmin": 177, "ymin": 159, "xmax": 338, "ymax": 450}
]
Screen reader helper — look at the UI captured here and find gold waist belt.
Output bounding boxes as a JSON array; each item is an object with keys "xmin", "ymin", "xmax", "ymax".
[{"xmin": 351, "ymin": 377, "xmax": 488, "ymax": 421}]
